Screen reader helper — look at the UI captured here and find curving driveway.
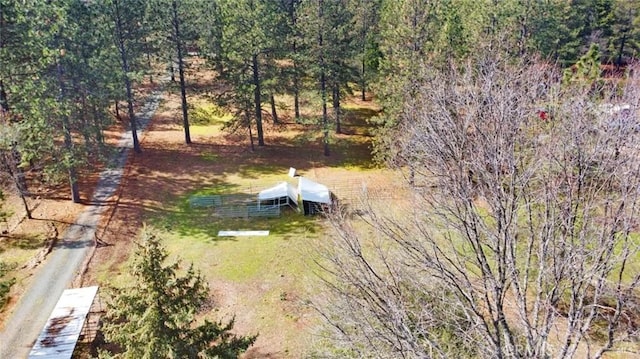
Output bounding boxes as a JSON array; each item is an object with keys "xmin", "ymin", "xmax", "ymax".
[{"xmin": 0, "ymin": 88, "xmax": 164, "ymax": 359}]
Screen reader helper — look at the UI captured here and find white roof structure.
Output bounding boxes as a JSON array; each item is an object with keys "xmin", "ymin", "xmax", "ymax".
[
  {"xmin": 298, "ymin": 177, "xmax": 331, "ymax": 204},
  {"xmin": 258, "ymin": 181, "xmax": 298, "ymax": 205},
  {"xmin": 29, "ymin": 286, "xmax": 99, "ymax": 359}
]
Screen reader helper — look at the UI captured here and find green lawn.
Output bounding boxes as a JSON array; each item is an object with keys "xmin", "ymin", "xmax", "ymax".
[{"xmin": 141, "ymin": 190, "xmax": 324, "ymax": 356}]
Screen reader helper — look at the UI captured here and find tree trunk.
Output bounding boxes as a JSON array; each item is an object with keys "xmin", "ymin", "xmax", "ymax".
[
  {"xmin": 293, "ymin": 44, "xmax": 301, "ymax": 122},
  {"xmin": 173, "ymin": 0, "xmax": 191, "ymax": 144},
  {"xmin": 270, "ymin": 93, "xmax": 278, "ymax": 124},
  {"xmin": 246, "ymin": 104, "xmax": 255, "ymax": 152},
  {"xmin": 321, "ymin": 73, "xmax": 329, "ymax": 156},
  {"xmin": 252, "ymin": 54, "xmax": 265, "ymax": 146},
  {"xmin": 143, "ymin": 36, "xmax": 153, "ymax": 84},
  {"xmin": 92, "ymin": 104, "xmax": 104, "ymax": 145},
  {"xmin": 115, "ymin": 100, "xmax": 121, "ymax": 119},
  {"xmin": 80, "ymin": 89, "xmax": 92, "ymax": 147},
  {"xmin": 0, "ymin": 80, "xmax": 8, "ymax": 112},
  {"xmin": 2, "ymin": 151, "xmax": 31, "ymax": 218},
  {"xmin": 56, "ymin": 61, "xmax": 81, "ymax": 203},
  {"xmin": 0, "ymin": 81, "xmax": 30, "ymax": 210},
  {"xmin": 319, "ymin": 0, "xmax": 329, "ymax": 156},
  {"xmin": 361, "ymin": 15, "xmax": 366, "ymax": 101},
  {"xmin": 333, "ymin": 83, "xmax": 341, "ymax": 134},
  {"xmin": 123, "ymin": 67, "xmax": 141, "ymax": 153},
  {"xmin": 66, "ymin": 160, "xmax": 80, "ymax": 203},
  {"xmin": 114, "ymin": 0, "xmax": 141, "ymax": 153},
  {"xmin": 289, "ymin": 5, "xmax": 301, "ymax": 122},
  {"xmin": 293, "ymin": 70, "xmax": 301, "ymax": 122},
  {"xmin": 361, "ymin": 56, "xmax": 366, "ymax": 101},
  {"xmin": 56, "ymin": 60, "xmax": 80, "ymax": 203},
  {"xmin": 617, "ymin": 33, "xmax": 627, "ymax": 70}
]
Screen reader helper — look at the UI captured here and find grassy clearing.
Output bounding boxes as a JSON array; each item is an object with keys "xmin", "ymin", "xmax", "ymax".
[
  {"xmin": 96, "ymin": 184, "xmax": 324, "ymax": 356},
  {"xmin": 151, "ymin": 186, "xmax": 320, "ymax": 276},
  {"xmin": 144, "ymin": 190, "xmax": 323, "ymax": 356},
  {"xmin": 155, "ymin": 211, "xmax": 319, "ymax": 282}
]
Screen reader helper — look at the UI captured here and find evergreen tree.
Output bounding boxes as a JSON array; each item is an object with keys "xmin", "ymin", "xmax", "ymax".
[
  {"xmin": 524, "ymin": 0, "xmax": 573, "ymax": 62},
  {"xmin": 101, "ymin": 0, "xmax": 150, "ymax": 154},
  {"xmin": 349, "ymin": 0, "xmax": 382, "ymax": 101},
  {"xmin": 148, "ymin": 0, "xmax": 202, "ymax": 144},
  {"xmin": 280, "ymin": 0, "xmax": 304, "ymax": 122},
  {"xmin": 102, "ymin": 230, "xmax": 256, "ymax": 358},
  {"xmin": 298, "ymin": 0, "xmax": 331, "ymax": 155},
  {"xmin": 323, "ymin": 0, "xmax": 357, "ymax": 135},
  {"xmin": 374, "ymin": 0, "xmax": 438, "ymax": 129},
  {"xmin": 611, "ymin": 0, "xmax": 640, "ymax": 68},
  {"xmin": 0, "ymin": 0, "xmax": 57, "ymax": 214},
  {"xmin": 298, "ymin": 0, "xmax": 357, "ymax": 153},
  {"xmin": 216, "ymin": 0, "xmax": 286, "ymax": 147},
  {"xmin": 62, "ymin": 0, "xmax": 119, "ymax": 151},
  {"xmin": 12, "ymin": 0, "xmax": 122, "ymax": 203},
  {"xmin": 557, "ymin": 0, "xmax": 616, "ymax": 64},
  {"xmin": 197, "ymin": 0, "xmax": 226, "ymax": 76}
]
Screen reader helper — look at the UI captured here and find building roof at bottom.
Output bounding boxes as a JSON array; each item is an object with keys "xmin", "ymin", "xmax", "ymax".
[{"xmin": 28, "ymin": 286, "xmax": 99, "ymax": 359}]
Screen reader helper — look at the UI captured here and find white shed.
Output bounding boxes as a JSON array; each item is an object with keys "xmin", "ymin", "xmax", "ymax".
[
  {"xmin": 298, "ymin": 177, "xmax": 332, "ymax": 215},
  {"xmin": 257, "ymin": 181, "xmax": 298, "ymax": 209}
]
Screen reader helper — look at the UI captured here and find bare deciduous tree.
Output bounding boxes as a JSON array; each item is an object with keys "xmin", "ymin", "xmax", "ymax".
[{"xmin": 315, "ymin": 55, "xmax": 640, "ymax": 358}]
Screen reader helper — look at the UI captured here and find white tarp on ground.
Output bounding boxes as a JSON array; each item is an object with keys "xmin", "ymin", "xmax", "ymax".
[
  {"xmin": 258, "ymin": 181, "xmax": 298, "ymax": 205},
  {"xmin": 218, "ymin": 230, "xmax": 270, "ymax": 236},
  {"xmin": 299, "ymin": 177, "xmax": 331, "ymax": 204},
  {"xmin": 29, "ymin": 286, "xmax": 99, "ymax": 359}
]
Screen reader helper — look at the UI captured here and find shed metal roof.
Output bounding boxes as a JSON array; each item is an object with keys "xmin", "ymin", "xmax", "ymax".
[{"xmin": 28, "ymin": 286, "xmax": 99, "ymax": 359}]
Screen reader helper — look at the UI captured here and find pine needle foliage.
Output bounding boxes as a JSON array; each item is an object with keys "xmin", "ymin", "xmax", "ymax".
[{"xmin": 101, "ymin": 229, "xmax": 256, "ymax": 358}]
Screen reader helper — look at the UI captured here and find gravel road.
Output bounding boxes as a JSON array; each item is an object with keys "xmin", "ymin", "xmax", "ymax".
[{"xmin": 0, "ymin": 88, "xmax": 163, "ymax": 359}]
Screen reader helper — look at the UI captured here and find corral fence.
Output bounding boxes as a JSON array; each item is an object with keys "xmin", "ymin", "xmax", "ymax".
[
  {"xmin": 188, "ymin": 193, "xmax": 281, "ymax": 219},
  {"xmin": 187, "ymin": 176, "xmax": 408, "ymax": 218}
]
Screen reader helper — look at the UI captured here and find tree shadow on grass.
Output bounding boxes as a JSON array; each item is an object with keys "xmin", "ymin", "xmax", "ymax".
[
  {"xmin": 0, "ymin": 234, "xmax": 44, "ymax": 252},
  {"xmin": 343, "ymin": 106, "xmax": 380, "ymax": 120},
  {"xmin": 330, "ymin": 136, "xmax": 378, "ymax": 170}
]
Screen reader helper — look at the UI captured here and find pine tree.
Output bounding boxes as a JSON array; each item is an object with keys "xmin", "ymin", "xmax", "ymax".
[
  {"xmin": 349, "ymin": 0, "xmax": 382, "ymax": 101},
  {"xmin": 102, "ymin": 230, "xmax": 256, "ymax": 358},
  {"xmin": 196, "ymin": 1, "xmax": 226, "ymax": 76},
  {"xmin": 101, "ymin": 0, "xmax": 150, "ymax": 154},
  {"xmin": 0, "ymin": 260, "xmax": 15, "ymax": 310},
  {"xmin": 611, "ymin": 0, "xmax": 640, "ymax": 68},
  {"xmin": 0, "ymin": 0, "xmax": 55, "ymax": 214},
  {"xmin": 323, "ymin": 0, "xmax": 357, "ymax": 135},
  {"xmin": 281, "ymin": 0, "xmax": 304, "ymax": 122},
  {"xmin": 13, "ymin": 0, "xmax": 123, "ymax": 203},
  {"xmin": 148, "ymin": 0, "xmax": 202, "ymax": 144},
  {"xmin": 298, "ymin": 0, "xmax": 357, "ymax": 154},
  {"xmin": 215, "ymin": 0, "xmax": 286, "ymax": 147}
]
